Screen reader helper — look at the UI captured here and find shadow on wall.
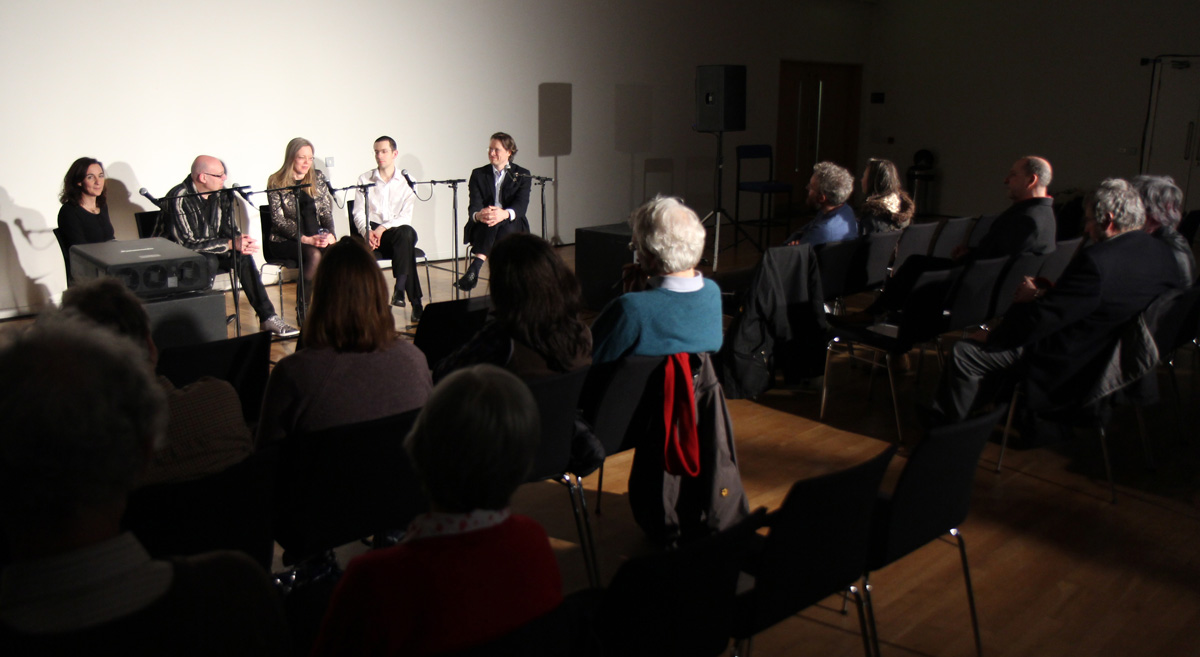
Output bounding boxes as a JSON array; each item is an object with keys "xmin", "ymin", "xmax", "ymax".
[
  {"xmin": 539, "ymin": 83, "xmax": 571, "ymax": 244},
  {"xmin": 615, "ymin": 84, "xmax": 653, "ymax": 213},
  {"xmin": 104, "ymin": 161, "xmax": 154, "ymax": 241},
  {"xmin": 0, "ymin": 187, "xmax": 55, "ymax": 316}
]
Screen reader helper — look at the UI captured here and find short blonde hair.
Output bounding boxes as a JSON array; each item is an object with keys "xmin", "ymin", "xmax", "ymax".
[{"xmin": 630, "ymin": 195, "xmax": 706, "ymax": 275}]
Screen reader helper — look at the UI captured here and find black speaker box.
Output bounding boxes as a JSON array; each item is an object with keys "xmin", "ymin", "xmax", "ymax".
[
  {"xmin": 575, "ymin": 223, "xmax": 634, "ymax": 311},
  {"xmin": 145, "ymin": 290, "xmax": 227, "ymax": 350},
  {"xmin": 695, "ymin": 65, "xmax": 746, "ymax": 133},
  {"xmin": 70, "ymin": 237, "xmax": 211, "ymax": 299}
]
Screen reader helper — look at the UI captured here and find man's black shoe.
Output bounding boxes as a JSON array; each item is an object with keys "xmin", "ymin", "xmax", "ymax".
[
  {"xmin": 391, "ymin": 289, "xmax": 405, "ymax": 308},
  {"xmin": 410, "ymin": 299, "xmax": 423, "ymax": 323},
  {"xmin": 456, "ymin": 270, "xmax": 478, "ymax": 291}
]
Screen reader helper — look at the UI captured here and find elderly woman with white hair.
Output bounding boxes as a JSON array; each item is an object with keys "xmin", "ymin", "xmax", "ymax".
[{"xmin": 591, "ymin": 195, "xmax": 723, "ymax": 363}]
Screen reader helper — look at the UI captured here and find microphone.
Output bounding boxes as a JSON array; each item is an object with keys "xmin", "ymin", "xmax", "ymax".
[
  {"xmin": 326, "ymin": 180, "xmax": 338, "ymax": 197},
  {"xmin": 139, "ymin": 188, "xmax": 162, "ymax": 208},
  {"xmin": 231, "ymin": 184, "xmax": 254, "ymax": 204},
  {"xmin": 401, "ymin": 169, "xmax": 417, "ymax": 191}
]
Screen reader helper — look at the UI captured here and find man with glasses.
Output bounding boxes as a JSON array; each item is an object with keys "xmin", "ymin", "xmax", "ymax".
[{"xmin": 164, "ymin": 155, "xmax": 297, "ymax": 337}]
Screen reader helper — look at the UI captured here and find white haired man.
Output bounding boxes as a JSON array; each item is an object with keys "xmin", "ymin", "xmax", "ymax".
[
  {"xmin": 591, "ymin": 195, "xmax": 723, "ymax": 363},
  {"xmin": 1133, "ymin": 174, "xmax": 1194, "ymax": 287},
  {"xmin": 784, "ymin": 161, "xmax": 858, "ymax": 246}
]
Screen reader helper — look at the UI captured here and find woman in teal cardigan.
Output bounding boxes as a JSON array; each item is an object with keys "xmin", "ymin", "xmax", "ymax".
[{"xmin": 591, "ymin": 196, "xmax": 723, "ymax": 363}]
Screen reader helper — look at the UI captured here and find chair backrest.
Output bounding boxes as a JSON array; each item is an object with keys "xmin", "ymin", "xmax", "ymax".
[
  {"xmin": 1179, "ymin": 209, "xmax": 1200, "ymax": 245},
  {"xmin": 123, "ymin": 446, "xmax": 278, "ymax": 570},
  {"xmin": 966, "ymin": 213, "xmax": 999, "ymax": 248},
  {"xmin": 135, "ymin": 210, "xmax": 162, "ymax": 239},
  {"xmin": 1147, "ymin": 285, "xmax": 1200, "ymax": 356},
  {"xmin": 52, "ymin": 227, "xmax": 70, "ymax": 282},
  {"xmin": 274, "ymin": 408, "xmax": 428, "ymax": 564},
  {"xmin": 741, "ymin": 446, "xmax": 895, "ymax": 635},
  {"xmin": 598, "ymin": 507, "xmax": 770, "ymax": 656},
  {"xmin": 413, "ymin": 296, "xmax": 493, "ymax": 371},
  {"xmin": 863, "ymin": 229, "xmax": 904, "ymax": 290},
  {"xmin": 895, "ymin": 268, "xmax": 959, "ymax": 347},
  {"xmin": 990, "ymin": 251, "xmax": 1049, "ymax": 319},
  {"xmin": 524, "ymin": 366, "xmax": 591, "ymax": 480},
  {"xmin": 259, "ymin": 204, "xmax": 298, "ymax": 266},
  {"xmin": 1037, "ymin": 236, "xmax": 1084, "ymax": 284},
  {"xmin": 814, "ymin": 238, "xmax": 864, "ymax": 301},
  {"xmin": 943, "ymin": 255, "xmax": 1009, "ymax": 331},
  {"xmin": 867, "ymin": 405, "xmax": 1006, "ymax": 569},
  {"xmin": 929, "ymin": 216, "xmax": 977, "ymax": 259},
  {"xmin": 155, "ymin": 330, "xmax": 272, "ymax": 426},
  {"xmin": 736, "ymin": 144, "xmax": 774, "ymax": 183},
  {"xmin": 579, "ymin": 355, "xmax": 665, "ymax": 455},
  {"xmin": 891, "ymin": 221, "xmax": 939, "ymax": 271}
]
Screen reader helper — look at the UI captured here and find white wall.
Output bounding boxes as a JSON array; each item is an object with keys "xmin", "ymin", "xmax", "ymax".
[{"xmin": 0, "ymin": 0, "xmax": 871, "ymax": 318}]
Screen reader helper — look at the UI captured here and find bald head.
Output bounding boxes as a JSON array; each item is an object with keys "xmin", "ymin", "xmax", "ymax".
[
  {"xmin": 1005, "ymin": 156, "xmax": 1052, "ymax": 202},
  {"xmin": 190, "ymin": 155, "xmax": 227, "ymax": 193}
]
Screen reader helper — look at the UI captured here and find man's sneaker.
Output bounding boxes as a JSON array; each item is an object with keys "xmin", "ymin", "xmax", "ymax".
[{"xmin": 260, "ymin": 315, "xmax": 299, "ymax": 338}]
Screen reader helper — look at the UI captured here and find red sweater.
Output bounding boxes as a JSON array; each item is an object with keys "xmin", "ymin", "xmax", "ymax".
[{"xmin": 311, "ymin": 515, "xmax": 562, "ymax": 656}]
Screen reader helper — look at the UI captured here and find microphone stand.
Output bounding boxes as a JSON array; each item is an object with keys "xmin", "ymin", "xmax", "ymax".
[
  {"xmin": 163, "ymin": 185, "xmax": 253, "ymax": 337},
  {"xmin": 243, "ymin": 183, "xmax": 311, "ymax": 326},
  {"xmin": 428, "ymin": 177, "xmax": 467, "ymax": 300},
  {"xmin": 516, "ymin": 172, "xmax": 556, "ymax": 243}
]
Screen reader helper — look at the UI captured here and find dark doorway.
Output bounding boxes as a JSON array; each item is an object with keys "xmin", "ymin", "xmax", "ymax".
[{"xmin": 775, "ymin": 61, "xmax": 862, "ymax": 215}]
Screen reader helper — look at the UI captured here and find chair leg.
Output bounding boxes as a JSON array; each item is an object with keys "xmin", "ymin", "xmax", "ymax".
[
  {"xmin": 1097, "ymin": 425, "xmax": 1117, "ymax": 504},
  {"xmin": 594, "ymin": 461, "xmax": 605, "ymax": 516},
  {"xmin": 1134, "ymin": 406, "xmax": 1154, "ymax": 470},
  {"xmin": 885, "ymin": 353, "xmax": 903, "ymax": 444},
  {"xmin": 847, "ymin": 585, "xmax": 874, "ymax": 657},
  {"xmin": 866, "ymin": 350, "xmax": 880, "ymax": 401},
  {"xmin": 562, "ymin": 473, "xmax": 600, "ymax": 587},
  {"xmin": 997, "ymin": 388, "xmax": 1019, "ymax": 473},
  {"xmin": 934, "ymin": 337, "xmax": 946, "ymax": 371},
  {"xmin": 820, "ymin": 341, "xmax": 835, "ymax": 420},
  {"xmin": 1168, "ymin": 360, "xmax": 1186, "ymax": 446},
  {"xmin": 951, "ymin": 528, "xmax": 983, "ymax": 657},
  {"xmin": 862, "ymin": 572, "xmax": 881, "ymax": 657},
  {"xmin": 421, "ymin": 260, "xmax": 432, "ymax": 298}
]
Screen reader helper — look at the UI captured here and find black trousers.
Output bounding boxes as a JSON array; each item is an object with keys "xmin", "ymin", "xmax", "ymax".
[
  {"xmin": 871, "ymin": 254, "xmax": 955, "ymax": 313},
  {"xmin": 469, "ymin": 216, "xmax": 529, "ymax": 258},
  {"xmin": 932, "ymin": 338, "xmax": 1024, "ymax": 421},
  {"xmin": 205, "ymin": 250, "xmax": 275, "ymax": 321},
  {"xmin": 376, "ymin": 224, "xmax": 422, "ymax": 302}
]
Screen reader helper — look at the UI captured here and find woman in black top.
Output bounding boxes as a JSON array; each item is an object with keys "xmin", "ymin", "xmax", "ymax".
[
  {"xmin": 57, "ymin": 157, "xmax": 115, "ymax": 254},
  {"xmin": 266, "ymin": 137, "xmax": 335, "ymax": 304}
]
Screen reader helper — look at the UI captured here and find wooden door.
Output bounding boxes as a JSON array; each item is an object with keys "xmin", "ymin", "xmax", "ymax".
[{"xmin": 775, "ymin": 61, "xmax": 862, "ymax": 214}]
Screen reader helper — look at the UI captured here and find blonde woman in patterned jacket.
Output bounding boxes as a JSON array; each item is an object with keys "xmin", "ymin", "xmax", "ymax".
[{"xmin": 267, "ymin": 137, "xmax": 335, "ymax": 304}]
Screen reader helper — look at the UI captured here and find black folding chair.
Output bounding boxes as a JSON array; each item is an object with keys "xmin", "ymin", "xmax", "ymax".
[
  {"xmin": 155, "ymin": 330, "xmax": 272, "ymax": 426},
  {"xmin": 731, "ymin": 447, "xmax": 896, "ymax": 657},
  {"xmin": 861, "ymin": 405, "xmax": 1007, "ymax": 657},
  {"xmin": 928, "ymin": 216, "xmax": 976, "ymax": 259},
  {"xmin": 890, "ymin": 221, "xmax": 938, "ymax": 273},
  {"xmin": 989, "ymin": 251, "xmax": 1049, "ymax": 319},
  {"xmin": 123, "ymin": 446, "xmax": 277, "ymax": 570},
  {"xmin": 596, "ymin": 508, "xmax": 769, "ymax": 657},
  {"xmin": 258, "ymin": 204, "xmax": 298, "ymax": 323},
  {"xmin": 1037, "ymin": 236, "xmax": 1084, "ymax": 285},
  {"xmin": 523, "ymin": 367, "xmax": 600, "ymax": 587},
  {"xmin": 578, "ymin": 355, "xmax": 665, "ymax": 513},
  {"xmin": 413, "ymin": 296, "xmax": 493, "ymax": 372}
]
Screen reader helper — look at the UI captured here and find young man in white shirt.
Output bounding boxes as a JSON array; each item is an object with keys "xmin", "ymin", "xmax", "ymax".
[{"xmin": 353, "ymin": 136, "xmax": 422, "ymax": 320}]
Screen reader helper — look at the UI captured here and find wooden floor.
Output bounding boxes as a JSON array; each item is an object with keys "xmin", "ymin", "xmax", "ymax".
[
  {"xmin": 245, "ymin": 228, "xmax": 1200, "ymax": 656},
  {"xmin": 16, "ymin": 226, "xmax": 1200, "ymax": 656}
]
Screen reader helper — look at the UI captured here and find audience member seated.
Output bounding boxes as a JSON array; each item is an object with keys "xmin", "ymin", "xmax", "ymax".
[
  {"xmin": 592, "ymin": 195, "xmax": 723, "ymax": 363},
  {"xmin": 311, "ymin": 364, "xmax": 563, "ymax": 656},
  {"xmin": 866, "ymin": 155, "xmax": 1057, "ymax": 317},
  {"xmin": 783, "ymin": 161, "xmax": 858, "ymax": 246},
  {"xmin": 257, "ymin": 237, "xmax": 431, "ymax": 443},
  {"xmin": 61, "ymin": 277, "xmax": 253, "ymax": 487},
  {"xmin": 56, "ymin": 157, "xmax": 115, "ymax": 257},
  {"xmin": 0, "ymin": 315, "xmax": 288, "ymax": 655},
  {"xmin": 930, "ymin": 178, "xmax": 1184, "ymax": 421},
  {"xmin": 858, "ymin": 157, "xmax": 915, "ymax": 234},
  {"xmin": 1133, "ymin": 174, "xmax": 1195, "ymax": 287},
  {"xmin": 435, "ymin": 233, "xmax": 591, "ymax": 382}
]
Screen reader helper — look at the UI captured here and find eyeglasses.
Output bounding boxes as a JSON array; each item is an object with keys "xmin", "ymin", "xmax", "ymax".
[{"xmin": 204, "ymin": 171, "xmax": 227, "ymax": 179}]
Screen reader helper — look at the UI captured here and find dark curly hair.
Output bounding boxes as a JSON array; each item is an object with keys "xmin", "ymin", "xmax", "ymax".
[{"xmin": 59, "ymin": 157, "xmax": 107, "ymax": 208}]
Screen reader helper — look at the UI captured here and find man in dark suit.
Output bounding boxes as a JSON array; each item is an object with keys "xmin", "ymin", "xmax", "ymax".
[
  {"xmin": 456, "ymin": 132, "xmax": 531, "ymax": 291},
  {"xmin": 931, "ymin": 178, "xmax": 1184, "ymax": 420}
]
